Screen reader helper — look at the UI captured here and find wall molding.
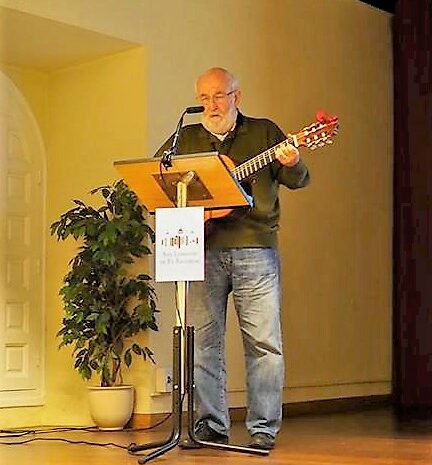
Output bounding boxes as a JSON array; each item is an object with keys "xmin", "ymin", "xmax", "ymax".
[{"xmin": 131, "ymin": 394, "xmax": 392, "ymax": 428}]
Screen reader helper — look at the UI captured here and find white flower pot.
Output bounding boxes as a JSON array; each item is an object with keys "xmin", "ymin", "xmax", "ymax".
[{"xmin": 87, "ymin": 385, "xmax": 134, "ymax": 430}]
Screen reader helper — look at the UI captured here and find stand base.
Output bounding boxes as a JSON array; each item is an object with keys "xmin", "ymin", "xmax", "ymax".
[{"xmin": 128, "ymin": 326, "xmax": 269, "ymax": 463}]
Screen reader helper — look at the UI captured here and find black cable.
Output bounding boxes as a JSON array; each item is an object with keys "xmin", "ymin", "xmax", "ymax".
[
  {"xmin": 123, "ymin": 411, "xmax": 173, "ymax": 432},
  {"xmin": 0, "ymin": 425, "xmax": 99, "ymax": 438},
  {"xmin": 0, "ymin": 429, "xmax": 35, "ymax": 438},
  {"xmin": 0, "ymin": 436, "xmax": 129, "ymax": 449},
  {"xmin": 158, "ymin": 161, "xmax": 177, "ymax": 207},
  {"xmin": 0, "ymin": 426, "xmax": 97, "ymax": 438},
  {"xmin": 0, "ymin": 411, "xmax": 173, "ymax": 446}
]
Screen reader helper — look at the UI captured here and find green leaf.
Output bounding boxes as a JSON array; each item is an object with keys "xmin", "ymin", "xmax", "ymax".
[
  {"xmin": 132, "ymin": 343, "xmax": 142, "ymax": 355},
  {"xmin": 124, "ymin": 349, "xmax": 132, "ymax": 367},
  {"xmin": 147, "ymin": 321, "xmax": 159, "ymax": 332},
  {"xmin": 113, "ymin": 340, "xmax": 124, "ymax": 357},
  {"xmin": 145, "ymin": 347, "xmax": 156, "ymax": 364},
  {"xmin": 90, "ymin": 360, "xmax": 99, "ymax": 370},
  {"xmin": 80, "ymin": 363, "xmax": 92, "ymax": 381}
]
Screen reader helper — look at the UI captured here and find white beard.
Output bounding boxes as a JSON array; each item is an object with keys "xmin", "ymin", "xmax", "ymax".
[{"xmin": 201, "ymin": 108, "xmax": 238, "ymax": 135}]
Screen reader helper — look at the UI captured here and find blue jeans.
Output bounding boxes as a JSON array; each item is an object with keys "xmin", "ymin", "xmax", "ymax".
[{"xmin": 189, "ymin": 248, "xmax": 284, "ymax": 438}]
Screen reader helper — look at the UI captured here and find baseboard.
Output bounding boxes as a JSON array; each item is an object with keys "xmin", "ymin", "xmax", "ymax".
[
  {"xmin": 131, "ymin": 394, "xmax": 392, "ymax": 428},
  {"xmin": 129, "ymin": 411, "xmax": 173, "ymax": 429},
  {"xmin": 283, "ymin": 394, "xmax": 392, "ymax": 417}
]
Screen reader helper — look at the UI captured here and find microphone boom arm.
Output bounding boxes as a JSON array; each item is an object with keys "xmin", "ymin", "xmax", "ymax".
[{"xmin": 160, "ymin": 106, "xmax": 204, "ymax": 169}]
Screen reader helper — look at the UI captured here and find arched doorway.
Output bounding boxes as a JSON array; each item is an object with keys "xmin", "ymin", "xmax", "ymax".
[{"xmin": 0, "ymin": 70, "xmax": 45, "ymax": 407}]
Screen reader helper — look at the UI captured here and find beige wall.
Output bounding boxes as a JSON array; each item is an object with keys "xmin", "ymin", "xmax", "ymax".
[
  {"xmin": 143, "ymin": 0, "xmax": 393, "ymax": 408},
  {"xmin": 0, "ymin": 0, "xmax": 393, "ymax": 426}
]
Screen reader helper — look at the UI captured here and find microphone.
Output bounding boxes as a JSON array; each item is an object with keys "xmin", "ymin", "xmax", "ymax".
[
  {"xmin": 186, "ymin": 105, "xmax": 204, "ymax": 114},
  {"xmin": 161, "ymin": 106, "xmax": 204, "ymax": 168}
]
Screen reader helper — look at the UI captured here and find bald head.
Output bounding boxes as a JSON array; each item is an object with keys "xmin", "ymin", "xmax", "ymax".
[{"xmin": 195, "ymin": 67, "xmax": 239, "ymax": 94}]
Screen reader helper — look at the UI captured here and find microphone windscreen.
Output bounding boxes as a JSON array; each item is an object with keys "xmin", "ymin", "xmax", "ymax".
[{"xmin": 185, "ymin": 105, "xmax": 204, "ymax": 114}]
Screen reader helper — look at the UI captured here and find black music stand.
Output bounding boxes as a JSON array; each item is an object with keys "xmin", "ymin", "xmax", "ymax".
[{"xmin": 114, "ymin": 152, "xmax": 268, "ymax": 462}]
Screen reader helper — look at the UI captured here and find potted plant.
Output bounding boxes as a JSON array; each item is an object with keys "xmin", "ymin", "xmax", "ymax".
[{"xmin": 51, "ymin": 179, "xmax": 159, "ymax": 429}]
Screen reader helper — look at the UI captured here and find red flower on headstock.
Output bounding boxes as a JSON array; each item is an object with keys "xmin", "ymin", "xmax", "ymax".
[{"xmin": 316, "ymin": 110, "xmax": 336, "ymax": 123}]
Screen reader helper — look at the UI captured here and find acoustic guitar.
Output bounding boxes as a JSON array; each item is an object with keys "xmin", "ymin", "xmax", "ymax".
[{"xmin": 205, "ymin": 111, "xmax": 339, "ymax": 221}]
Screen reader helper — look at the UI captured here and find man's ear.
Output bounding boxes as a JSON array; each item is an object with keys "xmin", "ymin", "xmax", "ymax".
[{"xmin": 234, "ymin": 89, "xmax": 242, "ymax": 106}]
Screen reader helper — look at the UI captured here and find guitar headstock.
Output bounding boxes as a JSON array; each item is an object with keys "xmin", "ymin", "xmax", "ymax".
[{"xmin": 295, "ymin": 111, "xmax": 339, "ymax": 150}]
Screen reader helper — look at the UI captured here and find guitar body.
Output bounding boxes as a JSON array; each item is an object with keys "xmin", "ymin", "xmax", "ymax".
[{"xmin": 204, "ymin": 154, "xmax": 238, "ymax": 222}]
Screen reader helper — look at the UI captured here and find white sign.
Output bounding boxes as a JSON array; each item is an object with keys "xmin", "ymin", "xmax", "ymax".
[{"xmin": 155, "ymin": 207, "xmax": 204, "ymax": 282}]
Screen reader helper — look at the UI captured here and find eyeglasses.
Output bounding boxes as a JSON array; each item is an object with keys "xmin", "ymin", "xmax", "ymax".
[{"xmin": 198, "ymin": 90, "xmax": 237, "ymax": 105}]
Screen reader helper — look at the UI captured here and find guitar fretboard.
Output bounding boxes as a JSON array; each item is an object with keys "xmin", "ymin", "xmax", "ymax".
[{"xmin": 232, "ymin": 135, "xmax": 296, "ymax": 181}]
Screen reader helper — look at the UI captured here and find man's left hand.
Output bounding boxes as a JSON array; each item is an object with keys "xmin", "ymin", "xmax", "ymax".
[{"xmin": 275, "ymin": 143, "xmax": 299, "ymax": 167}]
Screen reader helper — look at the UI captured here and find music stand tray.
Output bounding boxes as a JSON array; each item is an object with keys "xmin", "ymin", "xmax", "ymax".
[{"xmin": 114, "ymin": 151, "xmax": 252, "ymax": 212}]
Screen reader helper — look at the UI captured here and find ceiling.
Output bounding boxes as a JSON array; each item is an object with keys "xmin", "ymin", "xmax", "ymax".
[
  {"xmin": 0, "ymin": 2, "xmax": 396, "ymax": 73},
  {"xmin": 359, "ymin": 0, "xmax": 396, "ymax": 13},
  {"xmin": 0, "ymin": 7, "xmax": 138, "ymax": 72}
]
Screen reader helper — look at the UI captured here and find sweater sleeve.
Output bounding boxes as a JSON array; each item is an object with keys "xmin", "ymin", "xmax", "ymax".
[
  {"xmin": 265, "ymin": 119, "xmax": 311, "ymax": 189},
  {"xmin": 276, "ymin": 159, "xmax": 310, "ymax": 189}
]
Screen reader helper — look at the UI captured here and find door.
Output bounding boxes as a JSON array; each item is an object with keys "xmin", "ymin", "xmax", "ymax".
[{"xmin": 0, "ymin": 71, "xmax": 45, "ymax": 407}]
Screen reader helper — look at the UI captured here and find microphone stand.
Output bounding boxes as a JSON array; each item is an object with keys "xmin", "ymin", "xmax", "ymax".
[{"xmin": 127, "ymin": 106, "xmax": 200, "ymax": 460}]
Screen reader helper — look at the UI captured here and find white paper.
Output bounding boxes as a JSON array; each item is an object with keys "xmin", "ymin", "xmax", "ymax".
[{"xmin": 155, "ymin": 207, "xmax": 204, "ymax": 282}]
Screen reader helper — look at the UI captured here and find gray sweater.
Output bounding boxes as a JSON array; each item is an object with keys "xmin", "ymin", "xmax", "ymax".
[{"xmin": 154, "ymin": 112, "xmax": 310, "ymax": 248}]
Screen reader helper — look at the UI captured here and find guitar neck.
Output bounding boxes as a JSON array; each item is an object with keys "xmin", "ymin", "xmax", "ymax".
[
  {"xmin": 230, "ymin": 113, "xmax": 339, "ymax": 181},
  {"xmin": 231, "ymin": 135, "xmax": 296, "ymax": 182}
]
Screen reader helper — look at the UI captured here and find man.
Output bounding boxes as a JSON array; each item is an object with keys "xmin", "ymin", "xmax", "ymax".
[{"xmin": 155, "ymin": 67, "xmax": 310, "ymax": 450}]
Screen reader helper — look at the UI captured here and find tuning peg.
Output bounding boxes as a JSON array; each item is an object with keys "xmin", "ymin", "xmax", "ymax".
[{"xmin": 326, "ymin": 139, "xmax": 333, "ymax": 144}]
